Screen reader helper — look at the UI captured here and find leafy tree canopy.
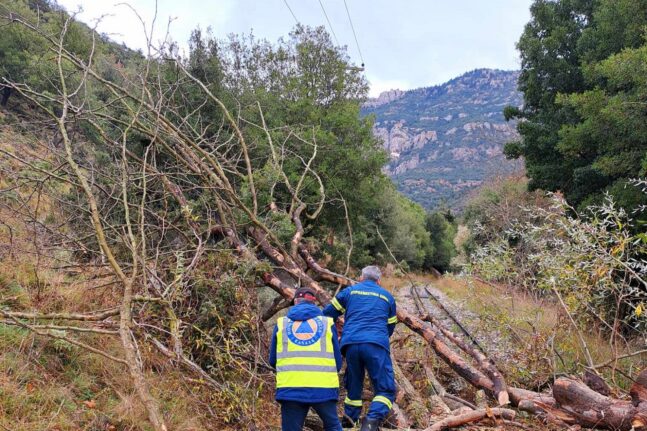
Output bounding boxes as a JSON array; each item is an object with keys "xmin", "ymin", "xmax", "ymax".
[{"xmin": 505, "ymin": 0, "xmax": 647, "ymax": 212}]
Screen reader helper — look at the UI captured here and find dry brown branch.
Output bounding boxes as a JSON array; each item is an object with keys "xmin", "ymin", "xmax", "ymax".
[
  {"xmin": 2, "ymin": 308, "xmax": 120, "ymax": 321},
  {"xmin": 551, "ymin": 281, "xmax": 594, "ymax": 368},
  {"xmin": 45, "ymin": 16, "xmax": 167, "ymax": 430},
  {"xmin": 393, "ymin": 358, "xmax": 436, "ymax": 426},
  {"xmin": 592, "ymin": 349, "xmax": 647, "ymax": 370},
  {"xmin": 424, "ymin": 407, "xmax": 516, "ymax": 431},
  {"xmin": 0, "ymin": 310, "xmax": 127, "ymax": 364},
  {"xmin": 149, "ymin": 337, "xmax": 225, "ymax": 391},
  {"xmin": 0, "ymin": 320, "xmax": 119, "ymax": 335},
  {"xmin": 262, "ymin": 295, "xmax": 293, "ymax": 322}
]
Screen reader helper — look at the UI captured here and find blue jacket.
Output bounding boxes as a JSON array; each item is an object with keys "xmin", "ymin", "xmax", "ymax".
[
  {"xmin": 269, "ymin": 302, "xmax": 343, "ymax": 403},
  {"xmin": 323, "ymin": 280, "xmax": 397, "ymax": 352}
]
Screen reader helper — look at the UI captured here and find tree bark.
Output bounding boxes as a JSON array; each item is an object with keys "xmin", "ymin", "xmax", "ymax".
[
  {"xmin": 551, "ymin": 377, "xmax": 647, "ymax": 430},
  {"xmin": 424, "ymin": 313, "xmax": 509, "ymax": 405},
  {"xmin": 393, "ymin": 358, "xmax": 434, "ymax": 426},
  {"xmin": 424, "ymin": 407, "xmax": 516, "ymax": 431}
]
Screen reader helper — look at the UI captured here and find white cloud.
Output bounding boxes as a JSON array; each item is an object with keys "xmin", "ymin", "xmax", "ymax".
[
  {"xmin": 54, "ymin": 0, "xmax": 532, "ymax": 94},
  {"xmin": 56, "ymin": 0, "xmax": 234, "ymax": 54}
]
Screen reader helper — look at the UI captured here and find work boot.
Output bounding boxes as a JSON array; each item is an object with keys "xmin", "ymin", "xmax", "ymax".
[
  {"xmin": 340, "ymin": 415, "xmax": 357, "ymax": 428},
  {"xmin": 359, "ymin": 417, "xmax": 380, "ymax": 431}
]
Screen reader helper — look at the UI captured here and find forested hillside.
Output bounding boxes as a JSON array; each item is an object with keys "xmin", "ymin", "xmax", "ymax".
[{"xmin": 363, "ymin": 69, "xmax": 523, "ymax": 209}]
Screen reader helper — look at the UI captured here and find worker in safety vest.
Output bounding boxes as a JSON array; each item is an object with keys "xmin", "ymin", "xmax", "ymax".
[
  {"xmin": 269, "ymin": 286, "xmax": 343, "ymax": 431},
  {"xmin": 323, "ymin": 266, "xmax": 397, "ymax": 431}
]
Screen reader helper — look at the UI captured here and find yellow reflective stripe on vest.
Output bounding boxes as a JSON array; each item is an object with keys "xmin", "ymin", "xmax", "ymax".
[
  {"xmin": 276, "ymin": 364, "xmax": 337, "ymax": 372},
  {"xmin": 387, "ymin": 315, "xmax": 398, "ymax": 324},
  {"xmin": 372, "ymin": 395, "xmax": 392, "ymax": 409},
  {"xmin": 275, "ymin": 316, "xmax": 339, "ymax": 389},
  {"xmin": 331, "ymin": 297, "xmax": 345, "ymax": 313},
  {"xmin": 344, "ymin": 397, "xmax": 362, "ymax": 407}
]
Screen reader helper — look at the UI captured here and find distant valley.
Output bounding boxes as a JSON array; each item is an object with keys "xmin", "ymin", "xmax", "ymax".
[{"xmin": 363, "ymin": 68, "xmax": 523, "ymax": 210}]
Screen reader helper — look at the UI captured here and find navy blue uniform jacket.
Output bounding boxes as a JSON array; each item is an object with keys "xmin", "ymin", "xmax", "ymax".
[
  {"xmin": 269, "ymin": 302, "xmax": 343, "ymax": 403},
  {"xmin": 323, "ymin": 280, "xmax": 397, "ymax": 352}
]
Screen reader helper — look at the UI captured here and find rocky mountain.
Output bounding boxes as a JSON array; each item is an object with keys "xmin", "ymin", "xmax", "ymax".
[{"xmin": 363, "ymin": 69, "xmax": 523, "ymax": 209}]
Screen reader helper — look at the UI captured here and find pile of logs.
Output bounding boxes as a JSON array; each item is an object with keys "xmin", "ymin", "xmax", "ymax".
[{"xmin": 241, "ymin": 221, "xmax": 647, "ymax": 430}]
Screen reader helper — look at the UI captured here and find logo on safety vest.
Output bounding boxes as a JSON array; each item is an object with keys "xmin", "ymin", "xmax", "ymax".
[{"xmin": 286, "ymin": 317, "xmax": 324, "ymax": 346}]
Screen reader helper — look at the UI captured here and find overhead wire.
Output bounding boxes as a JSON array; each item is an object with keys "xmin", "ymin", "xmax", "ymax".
[
  {"xmin": 282, "ymin": 0, "xmax": 299, "ymax": 24},
  {"xmin": 343, "ymin": 0, "xmax": 365, "ymax": 67},
  {"xmin": 317, "ymin": 0, "xmax": 340, "ymax": 46},
  {"xmin": 282, "ymin": 0, "xmax": 364, "ymax": 71}
]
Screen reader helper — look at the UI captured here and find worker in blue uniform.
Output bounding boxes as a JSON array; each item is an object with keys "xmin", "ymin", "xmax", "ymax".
[
  {"xmin": 269, "ymin": 286, "xmax": 343, "ymax": 431},
  {"xmin": 323, "ymin": 266, "xmax": 397, "ymax": 431}
]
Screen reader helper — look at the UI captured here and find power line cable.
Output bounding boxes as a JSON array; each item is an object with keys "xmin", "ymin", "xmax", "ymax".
[
  {"xmin": 282, "ymin": 0, "xmax": 299, "ymax": 24},
  {"xmin": 343, "ymin": 0, "xmax": 364, "ymax": 67},
  {"xmin": 317, "ymin": 0, "xmax": 340, "ymax": 46}
]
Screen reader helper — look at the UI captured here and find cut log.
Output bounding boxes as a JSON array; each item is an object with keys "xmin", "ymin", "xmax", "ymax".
[
  {"xmin": 552, "ymin": 377, "xmax": 647, "ymax": 430},
  {"xmin": 397, "ymin": 309, "xmax": 496, "ymax": 394},
  {"xmin": 387, "ymin": 402, "xmax": 411, "ymax": 429},
  {"xmin": 298, "ymin": 244, "xmax": 354, "ymax": 286},
  {"xmin": 583, "ymin": 370, "xmax": 610, "ymax": 396},
  {"xmin": 424, "ymin": 407, "xmax": 516, "ymax": 431},
  {"xmin": 424, "ymin": 313, "xmax": 509, "ymax": 406},
  {"xmin": 509, "ymin": 387, "xmax": 557, "ymax": 415},
  {"xmin": 421, "ymin": 362, "xmax": 476, "ymax": 410},
  {"xmin": 631, "ymin": 369, "xmax": 647, "ymax": 406}
]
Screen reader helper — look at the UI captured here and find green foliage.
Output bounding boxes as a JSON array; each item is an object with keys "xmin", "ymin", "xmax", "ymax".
[
  {"xmin": 217, "ymin": 25, "xmax": 387, "ymax": 236},
  {"xmin": 374, "ymin": 184, "xmax": 431, "ymax": 268},
  {"xmin": 462, "ymin": 176, "xmax": 550, "ymax": 254},
  {"xmin": 186, "ymin": 24, "xmax": 444, "ymax": 269},
  {"xmin": 0, "ymin": 0, "xmax": 138, "ymax": 106},
  {"xmin": 425, "ymin": 211, "xmax": 457, "ymax": 272},
  {"xmin": 557, "ymin": 43, "xmax": 647, "ymax": 211},
  {"xmin": 508, "ymin": 0, "xmax": 647, "ymax": 211},
  {"xmin": 0, "ymin": 0, "xmax": 447, "ymax": 272},
  {"xmin": 468, "ymin": 186, "xmax": 647, "ymax": 333}
]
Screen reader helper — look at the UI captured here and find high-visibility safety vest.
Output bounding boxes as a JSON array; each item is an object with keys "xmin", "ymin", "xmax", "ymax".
[{"xmin": 275, "ymin": 315, "xmax": 339, "ymax": 389}]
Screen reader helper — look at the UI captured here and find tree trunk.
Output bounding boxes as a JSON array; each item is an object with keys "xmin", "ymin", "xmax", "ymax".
[
  {"xmin": 0, "ymin": 86, "xmax": 10, "ymax": 107},
  {"xmin": 424, "ymin": 407, "xmax": 516, "ymax": 431}
]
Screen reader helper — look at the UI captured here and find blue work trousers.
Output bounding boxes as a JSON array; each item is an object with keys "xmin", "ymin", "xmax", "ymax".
[
  {"xmin": 280, "ymin": 400, "xmax": 342, "ymax": 431},
  {"xmin": 343, "ymin": 343, "xmax": 396, "ymax": 421}
]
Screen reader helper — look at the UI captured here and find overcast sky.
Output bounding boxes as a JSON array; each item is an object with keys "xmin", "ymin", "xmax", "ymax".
[{"xmin": 55, "ymin": 0, "xmax": 533, "ymax": 97}]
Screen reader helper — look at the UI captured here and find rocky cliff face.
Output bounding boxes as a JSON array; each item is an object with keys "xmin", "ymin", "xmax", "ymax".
[
  {"xmin": 362, "ymin": 69, "xmax": 523, "ymax": 209},
  {"xmin": 363, "ymin": 89, "xmax": 405, "ymax": 108}
]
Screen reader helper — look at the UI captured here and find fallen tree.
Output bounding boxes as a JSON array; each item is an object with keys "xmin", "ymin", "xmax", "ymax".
[{"xmin": 1, "ymin": 11, "xmax": 647, "ymax": 431}]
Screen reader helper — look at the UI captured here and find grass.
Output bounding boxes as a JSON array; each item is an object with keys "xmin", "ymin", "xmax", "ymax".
[
  {"xmin": 0, "ymin": 317, "xmax": 251, "ymax": 430},
  {"xmin": 430, "ymin": 274, "xmax": 646, "ymax": 390},
  {"xmin": 383, "ymin": 270, "xmax": 644, "ymax": 393},
  {"xmin": 0, "ymin": 124, "xmax": 266, "ymax": 431}
]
